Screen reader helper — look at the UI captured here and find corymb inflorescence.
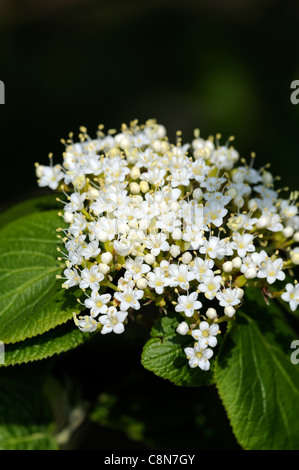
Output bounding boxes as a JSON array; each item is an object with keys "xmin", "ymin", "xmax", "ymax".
[{"xmin": 36, "ymin": 119, "xmax": 299, "ymax": 371}]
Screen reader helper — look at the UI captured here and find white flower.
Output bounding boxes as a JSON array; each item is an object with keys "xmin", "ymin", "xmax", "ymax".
[
  {"xmin": 227, "ymin": 213, "xmax": 258, "ymax": 231},
  {"xmin": 204, "ymin": 200, "xmax": 228, "ymax": 228},
  {"xmin": 255, "ymin": 194, "xmax": 277, "ymax": 212},
  {"xmin": 240, "ymin": 250, "xmax": 264, "ymax": 275},
  {"xmin": 190, "ymin": 158, "xmax": 210, "ymax": 182},
  {"xmin": 61, "ymin": 268, "xmax": 81, "ymax": 289},
  {"xmin": 216, "ymin": 288, "xmax": 241, "ymax": 307},
  {"xmin": 99, "ymin": 307, "xmax": 128, "ymax": 334},
  {"xmin": 124, "ymin": 257, "xmax": 151, "ymax": 280},
  {"xmin": 156, "ymin": 211, "xmax": 181, "ymax": 233},
  {"xmin": 144, "ymin": 233, "xmax": 170, "ymax": 257},
  {"xmin": 84, "ymin": 291, "xmax": 111, "ymax": 317},
  {"xmin": 232, "ymin": 166, "xmax": 262, "ymax": 184},
  {"xmin": 142, "ymin": 168, "xmax": 167, "ymax": 187},
  {"xmin": 65, "ymin": 234, "xmax": 86, "ymax": 254},
  {"xmin": 227, "ymin": 182, "xmax": 251, "ymax": 199},
  {"xmin": 64, "ymin": 245, "xmax": 84, "ymax": 267},
  {"xmin": 266, "ymin": 213, "xmax": 284, "ymax": 232},
  {"xmin": 200, "ymin": 236, "xmax": 233, "ymax": 260},
  {"xmin": 280, "ymin": 200, "xmax": 298, "ymax": 219},
  {"xmin": 168, "ymin": 154, "xmax": 189, "ymax": 171},
  {"xmin": 184, "ymin": 343, "xmax": 214, "ymax": 370},
  {"xmin": 200, "ymin": 176, "xmax": 226, "ymax": 192},
  {"xmin": 64, "ymin": 192, "xmax": 86, "ymax": 213},
  {"xmin": 79, "ymin": 265, "xmax": 104, "ymax": 290},
  {"xmin": 117, "ymin": 277, "xmax": 135, "ymax": 292},
  {"xmin": 191, "ymin": 321, "xmax": 219, "ymax": 349},
  {"xmin": 210, "ymin": 146, "xmax": 239, "ymax": 170},
  {"xmin": 147, "ymin": 267, "xmax": 169, "ymax": 294},
  {"xmin": 281, "ymin": 283, "xmax": 299, "ymax": 312},
  {"xmin": 179, "ymin": 199, "xmax": 203, "ymax": 225},
  {"xmin": 77, "ymin": 315, "xmax": 98, "ymax": 333},
  {"xmin": 89, "ymin": 194, "xmax": 111, "ymax": 216},
  {"xmin": 254, "ymin": 185, "xmax": 278, "ymax": 200},
  {"xmin": 190, "ymin": 257, "xmax": 214, "ymax": 282},
  {"xmin": 182, "ymin": 226, "xmax": 204, "ymax": 250},
  {"xmin": 90, "ymin": 217, "xmax": 117, "ymax": 242},
  {"xmin": 69, "ymin": 213, "xmax": 87, "ymax": 237},
  {"xmin": 257, "ymin": 257, "xmax": 285, "ymax": 284},
  {"xmin": 82, "ymin": 240, "xmax": 101, "ymax": 260},
  {"xmin": 134, "ymin": 148, "xmax": 158, "ymax": 168},
  {"xmin": 104, "ymin": 156, "xmax": 130, "ymax": 183},
  {"xmin": 171, "ymin": 143, "xmax": 190, "ymax": 157},
  {"xmin": 257, "ymin": 210, "xmax": 283, "ymax": 232},
  {"xmin": 36, "ymin": 164, "xmax": 64, "ymax": 190},
  {"xmin": 198, "ymin": 275, "xmax": 222, "ymax": 300},
  {"xmin": 114, "ymin": 286, "xmax": 144, "ymax": 311},
  {"xmin": 168, "ymin": 167, "xmax": 192, "ymax": 187},
  {"xmin": 175, "ymin": 292, "xmax": 202, "ymax": 317},
  {"xmin": 203, "ymin": 191, "xmax": 231, "ymax": 205},
  {"xmin": 230, "ymin": 232, "xmax": 255, "ymax": 258},
  {"xmin": 168, "ymin": 264, "xmax": 196, "ymax": 290}
]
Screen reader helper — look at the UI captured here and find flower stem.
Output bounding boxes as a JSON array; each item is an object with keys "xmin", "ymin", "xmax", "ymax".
[{"xmin": 104, "ymin": 280, "xmax": 118, "ymax": 291}]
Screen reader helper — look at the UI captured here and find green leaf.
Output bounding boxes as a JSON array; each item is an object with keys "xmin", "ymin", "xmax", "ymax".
[
  {"xmin": 0, "ymin": 210, "xmax": 81, "ymax": 343},
  {"xmin": 215, "ymin": 296, "xmax": 299, "ymax": 450},
  {"xmin": 0, "ymin": 375, "xmax": 58, "ymax": 450},
  {"xmin": 1, "ymin": 321, "xmax": 89, "ymax": 366},
  {"xmin": 141, "ymin": 311, "xmax": 215, "ymax": 387},
  {"xmin": 0, "ymin": 193, "xmax": 58, "ymax": 229}
]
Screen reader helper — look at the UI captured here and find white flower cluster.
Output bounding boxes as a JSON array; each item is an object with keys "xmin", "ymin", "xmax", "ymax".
[{"xmin": 36, "ymin": 119, "xmax": 299, "ymax": 372}]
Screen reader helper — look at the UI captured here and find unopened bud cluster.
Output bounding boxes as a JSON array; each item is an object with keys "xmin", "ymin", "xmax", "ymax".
[{"xmin": 36, "ymin": 119, "xmax": 299, "ymax": 371}]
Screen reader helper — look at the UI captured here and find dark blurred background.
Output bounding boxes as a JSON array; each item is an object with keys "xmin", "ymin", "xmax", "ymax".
[{"xmin": 0, "ymin": 0, "xmax": 299, "ymax": 209}]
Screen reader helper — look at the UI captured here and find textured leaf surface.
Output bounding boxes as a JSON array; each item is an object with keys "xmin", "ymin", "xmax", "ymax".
[
  {"xmin": 0, "ymin": 210, "xmax": 80, "ymax": 343},
  {"xmin": 216, "ymin": 305, "xmax": 299, "ymax": 450},
  {"xmin": 1, "ymin": 321, "xmax": 88, "ymax": 366},
  {"xmin": 141, "ymin": 311, "xmax": 215, "ymax": 387}
]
